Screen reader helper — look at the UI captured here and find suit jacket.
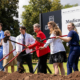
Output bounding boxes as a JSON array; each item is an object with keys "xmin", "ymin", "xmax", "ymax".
[
  {"xmin": 28, "ymin": 30, "xmax": 50, "ymax": 57},
  {"xmin": 16, "ymin": 33, "xmax": 35, "ymax": 54}
]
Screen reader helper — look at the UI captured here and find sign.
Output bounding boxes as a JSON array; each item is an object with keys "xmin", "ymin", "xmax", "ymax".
[
  {"xmin": 62, "ymin": 6, "xmax": 80, "ymax": 39},
  {"xmin": 41, "ymin": 10, "xmax": 61, "ymax": 38}
]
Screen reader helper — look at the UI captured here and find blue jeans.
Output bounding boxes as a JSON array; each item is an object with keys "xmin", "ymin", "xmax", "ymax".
[{"xmin": 67, "ymin": 46, "xmax": 80, "ymax": 75}]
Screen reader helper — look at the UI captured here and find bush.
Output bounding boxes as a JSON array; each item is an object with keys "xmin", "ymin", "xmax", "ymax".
[{"xmin": 63, "ymin": 42, "xmax": 70, "ymax": 54}]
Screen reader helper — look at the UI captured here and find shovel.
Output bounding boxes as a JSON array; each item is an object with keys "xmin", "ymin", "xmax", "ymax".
[{"xmin": 36, "ymin": 35, "xmax": 67, "ymax": 42}]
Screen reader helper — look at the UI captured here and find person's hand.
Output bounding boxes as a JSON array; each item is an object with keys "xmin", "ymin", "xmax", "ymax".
[
  {"xmin": 25, "ymin": 46, "xmax": 28, "ymax": 48},
  {"xmin": 3, "ymin": 34, "xmax": 10, "ymax": 43},
  {"xmin": 39, "ymin": 47, "xmax": 45, "ymax": 50},
  {"xmin": 27, "ymin": 44, "xmax": 31, "ymax": 46},
  {"xmin": 25, "ymin": 44, "xmax": 31, "ymax": 48},
  {"xmin": 17, "ymin": 52, "xmax": 20, "ymax": 55},
  {"xmin": 55, "ymin": 36, "xmax": 60, "ymax": 39},
  {"xmin": 3, "ymin": 55, "xmax": 6, "ymax": 57}
]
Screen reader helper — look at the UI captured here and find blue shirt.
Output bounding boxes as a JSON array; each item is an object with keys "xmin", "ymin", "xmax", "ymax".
[
  {"xmin": 68, "ymin": 30, "xmax": 79, "ymax": 46},
  {"xmin": 0, "ymin": 30, "xmax": 4, "ymax": 49},
  {"xmin": 0, "ymin": 30, "xmax": 4, "ymax": 42}
]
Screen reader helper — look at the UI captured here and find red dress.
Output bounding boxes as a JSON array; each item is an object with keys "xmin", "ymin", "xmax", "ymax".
[{"xmin": 28, "ymin": 30, "xmax": 50, "ymax": 57}]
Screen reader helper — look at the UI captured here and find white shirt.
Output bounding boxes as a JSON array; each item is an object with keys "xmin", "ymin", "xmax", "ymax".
[
  {"xmin": 44, "ymin": 34, "xmax": 66, "ymax": 54},
  {"xmin": 16, "ymin": 33, "xmax": 35, "ymax": 54},
  {"xmin": 2, "ymin": 36, "xmax": 16, "ymax": 59}
]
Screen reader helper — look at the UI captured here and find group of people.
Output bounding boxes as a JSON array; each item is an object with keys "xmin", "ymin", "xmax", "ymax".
[{"xmin": 0, "ymin": 21, "xmax": 80, "ymax": 75}]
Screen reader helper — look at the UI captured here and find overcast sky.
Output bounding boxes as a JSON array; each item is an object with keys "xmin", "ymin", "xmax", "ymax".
[{"xmin": 18, "ymin": 0, "xmax": 80, "ymax": 23}]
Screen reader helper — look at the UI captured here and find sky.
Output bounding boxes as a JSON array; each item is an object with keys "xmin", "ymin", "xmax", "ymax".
[{"xmin": 18, "ymin": 0, "xmax": 80, "ymax": 23}]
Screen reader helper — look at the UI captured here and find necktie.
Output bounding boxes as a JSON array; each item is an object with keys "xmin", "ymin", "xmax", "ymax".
[{"xmin": 23, "ymin": 34, "xmax": 25, "ymax": 49}]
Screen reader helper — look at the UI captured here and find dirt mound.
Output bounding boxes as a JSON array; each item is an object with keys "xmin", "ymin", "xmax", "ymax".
[
  {"xmin": 64, "ymin": 71, "xmax": 80, "ymax": 80},
  {"xmin": 0, "ymin": 71, "xmax": 80, "ymax": 80},
  {"xmin": 0, "ymin": 72, "xmax": 33, "ymax": 80},
  {"xmin": 28, "ymin": 73, "xmax": 63, "ymax": 80},
  {"xmin": 0, "ymin": 71, "xmax": 9, "ymax": 79}
]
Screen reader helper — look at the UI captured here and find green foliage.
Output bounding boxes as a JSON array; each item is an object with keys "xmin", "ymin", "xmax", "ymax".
[
  {"xmin": 21, "ymin": 0, "xmax": 55, "ymax": 35},
  {"xmin": 29, "ymin": 0, "xmax": 52, "ymax": 13},
  {"xmin": 79, "ymin": 41, "xmax": 80, "ymax": 45},
  {"xmin": 62, "ymin": 4, "xmax": 78, "ymax": 9},
  {"xmin": 63, "ymin": 42, "xmax": 70, "ymax": 54},
  {"xmin": 50, "ymin": 0, "xmax": 62, "ymax": 11},
  {"xmin": 0, "ymin": 0, "xmax": 19, "ymax": 36},
  {"xmin": 21, "ymin": 5, "xmax": 35, "ymax": 35},
  {"xmin": 32, "ymin": 52, "xmax": 38, "ymax": 60}
]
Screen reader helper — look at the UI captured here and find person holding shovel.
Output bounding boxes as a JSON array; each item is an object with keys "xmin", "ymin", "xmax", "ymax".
[
  {"xmin": 40, "ymin": 21, "xmax": 67, "ymax": 75},
  {"xmin": 16, "ymin": 26, "xmax": 35, "ymax": 73},
  {"xmin": 56, "ymin": 23, "xmax": 80, "ymax": 75},
  {"xmin": 27, "ymin": 23, "xmax": 50, "ymax": 74},
  {"xmin": 0, "ymin": 30, "xmax": 16, "ymax": 73}
]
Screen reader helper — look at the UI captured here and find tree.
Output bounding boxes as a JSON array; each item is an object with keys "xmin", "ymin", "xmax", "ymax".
[
  {"xmin": 50, "ymin": 0, "xmax": 62, "ymax": 11},
  {"xmin": 0, "ymin": 0, "xmax": 19, "ymax": 36},
  {"xmin": 62, "ymin": 4, "xmax": 78, "ymax": 9},
  {"xmin": 21, "ymin": 5, "xmax": 35, "ymax": 35},
  {"xmin": 21, "ymin": 0, "xmax": 62, "ymax": 35},
  {"xmin": 29, "ymin": 0, "xmax": 52, "ymax": 13}
]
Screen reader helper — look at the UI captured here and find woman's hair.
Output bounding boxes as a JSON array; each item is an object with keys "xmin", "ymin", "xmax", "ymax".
[
  {"xmin": 4, "ymin": 30, "xmax": 11, "ymax": 36},
  {"xmin": 70, "ymin": 23, "xmax": 78, "ymax": 34},
  {"xmin": 48, "ymin": 21, "xmax": 62, "ymax": 36}
]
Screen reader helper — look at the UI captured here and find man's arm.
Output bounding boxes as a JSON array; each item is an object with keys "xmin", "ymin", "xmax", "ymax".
[
  {"xmin": 29, "ymin": 35, "xmax": 35, "ymax": 45},
  {"xmin": 28, "ymin": 41, "xmax": 40, "ymax": 49},
  {"xmin": 16, "ymin": 36, "xmax": 22, "ymax": 53},
  {"xmin": 28, "ymin": 34, "xmax": 41, "ymax": 49}
]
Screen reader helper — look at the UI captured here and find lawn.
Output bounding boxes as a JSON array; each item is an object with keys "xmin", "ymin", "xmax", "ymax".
[{"xmin": 8, "ymin": 60, "xmax": 80, "ymax": 75}]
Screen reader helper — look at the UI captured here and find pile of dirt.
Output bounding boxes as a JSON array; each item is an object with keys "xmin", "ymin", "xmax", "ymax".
[
  {"xmin": 0, "ymin": 72, "xmax": 33, "ymax": 80},
  {"xmin": 0, "ymin": 71, "xmax": 80, "ymax": 80},
  {"xmin": 0, "ymin": 71, "xmax": 9, "ymax": 79}
]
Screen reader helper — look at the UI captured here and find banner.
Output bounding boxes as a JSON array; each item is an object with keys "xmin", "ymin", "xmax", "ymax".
[{"xmin": 62, "ymin": 6, "xmax": 80, "ymax": 39}]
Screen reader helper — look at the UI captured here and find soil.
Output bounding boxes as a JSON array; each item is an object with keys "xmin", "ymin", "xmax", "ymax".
[{"xmin": 0, "ymin": 71, "xmax": 80, "ymax": 80}]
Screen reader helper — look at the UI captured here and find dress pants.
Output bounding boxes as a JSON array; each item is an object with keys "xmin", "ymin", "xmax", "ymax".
[
  {"xmin": 37, "ymin": 53, "xmax": 48, "ymax": 74},
  {"xmin": 17, "ymin": 51, "xmax": 33, "ymax": 73}
]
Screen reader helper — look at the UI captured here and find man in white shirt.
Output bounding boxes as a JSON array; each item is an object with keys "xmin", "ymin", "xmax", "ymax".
[{"xmin": 16, "ymin": 26, "xmax": 35, "ymax": 73}]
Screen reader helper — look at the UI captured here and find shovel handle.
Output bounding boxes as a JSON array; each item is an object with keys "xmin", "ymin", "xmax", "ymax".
[{"xmin": 41, "ymin": 35, "xmax": 67, "ymax": 42}]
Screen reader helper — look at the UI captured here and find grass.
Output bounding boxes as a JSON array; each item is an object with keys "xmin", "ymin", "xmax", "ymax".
[{"xmin": 8, "ymin": 60, "xmax": 80, "ymax": 75}]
